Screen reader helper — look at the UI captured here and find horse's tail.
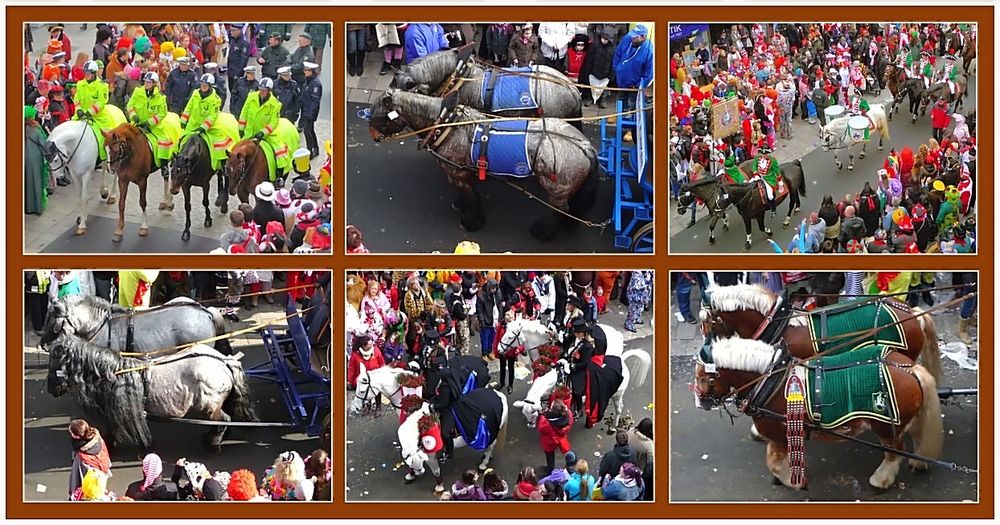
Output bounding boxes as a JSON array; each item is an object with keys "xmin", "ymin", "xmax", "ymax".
[
  {"xmin": 567, "ymin": 146, "xmax": 600, "ymax": 217},
  {"xmin": 209, "ymin": 307, "xmax": 233, "ymax": 355},
  {"xmin": 223, "ymin": 359, "xmax": 259, "ymax": 422},
  {"xmin": 794, "ymin": 159, "xmax": 807, "ymax": 198},
  {"xmin": 877, "ymin": 106, "xmax": 891, "ymax": 142},
  {"xmin": 621, "ymin": 350, "xmax": 651, "ymax": 387},
  {"xmin": 909, "ymin": 363, "xmax": 944, "ymax": 468},
  {"xmin": 494, "ymin": 389, "xmax": 509, "ymax": 451},
  {"xmin": 913, "ymin": 307, "xmax": 943, "ymax": 383}
]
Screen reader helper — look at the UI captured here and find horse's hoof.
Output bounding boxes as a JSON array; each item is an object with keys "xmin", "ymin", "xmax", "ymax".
[
  {"xmin": 403, "ymin": 476, "xmax": 415, "ymax": 485},
  {"xmin": 765, "ymin": 229, "xmax": 773, "ymax": 237},
  {"xmin": 878, "ymin": 145, "xmax": 884, "ymax": 151},
  {"xmin": 433, "ymin": 485, "xmax": 445, "ymax": 496},
  {"xmin": 794, "ymin": 207, "xmax": 801, "ymax": 214},
  {"xmin": 159, "ymin": 202, "xmax": 175, "ymax": 211},
  {"xmin": 772, "ymin": 476, "xmax": 783, "ymax": 486},
  {"xmin": 138, "ymin": 227, "xmax": 149, "ymax": 237},
  {"xmin": 181, "ymin": 230, "xmax": 191, "ymax": 242},
  {"xmin": 743, "ymin": 244, "xmax": 751, "ymax": 251},
  {"xmin": 859, "ymin": 152, "xmax": 866, "ymax": 159},
  {"xmin": 214, "ymin": 198, "xmax": 225, "ymax": 208},
  {"xmin": 848, "ymin": 165, "xmax": 855, "ymax": 171},
  {"xmin": 722, "ymin": 223, "xmax": 729, "ymax": 231},
  {"xmin": 74, "ymin": 227, "xmax": 87, "ymax": 236},
  {"xmin": 112, "ymin": 232, "xmax": 123, "ymax": 243},
  {"xmin": 205, "ymin": 218, "xmax": 213, "ymax": 228},
  {"xmin": 709, "ymin": 236, "xmax": 716, "ymax": 245},
  {"xmin": 782, "ymin": 218, "xmax": 791, "ymax": 227},
  {"xmin": 836, "ymin": 163, "xmax": 843, "ymax": 170},
  {"xmin": 106, "ymin": 196, "xmax": 116, "ymax": 205},
  {"xmin": 100, "ymin": 189, "xmax": 109, "ymax": 200},
  {"xmin": 606, "ymin": 428, "xmax": 615, "ymax": 436},
  {"xmin": 220, "ymin": 204, "xmax": 228, "ymax": 214},
  {"xmin": 158, "ymin": 202, "xmax": 168, "ymax": 210}
]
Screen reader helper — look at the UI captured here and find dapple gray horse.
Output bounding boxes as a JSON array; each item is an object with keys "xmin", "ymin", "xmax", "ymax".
[
  {"xmin": 45, "ymin": 333, "xmax": 256, "ymax": 452},
  {"xmin": 368, "ymin": 89, "xmax": 599, "ymax": 240},
  {"xmin": 40, "ymin": 295, "xmax": 232, "ymax": 355},
  {"xmin": 392, "ymin": 48, "xmax": 582, "ymax": 125}
]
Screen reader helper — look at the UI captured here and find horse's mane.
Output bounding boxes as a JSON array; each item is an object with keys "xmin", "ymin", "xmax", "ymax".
[
  {"xmin": 398, "ymin": 402, "xmax": 430, "ymax": 452},
  {"xmin": 707, "ymin": 283, "xmax": 777, "ymax": 317},
  {"xmin": 709, "ymin": 336, "xmax": 779, "ymax": 373},
  {"xmin": 49, "ymin": 334, "xmax": 151, "ymax": 446},
  {"xmin": 401, "ymin": 50, "xmax": 458, "ymax": 87},
  {"xmin": 393, "ymin": 90, "xmax": 446, "ymax": 126}
]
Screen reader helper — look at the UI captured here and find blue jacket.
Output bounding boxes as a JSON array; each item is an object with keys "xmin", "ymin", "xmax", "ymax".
[
  {"xmin": 405, "ymin": 24, "xmax": 450, "ymax": 64},
  {"xmin": 602, "ymin": 477, "xmax": 643, "ymax": 501},
  {"xmin": 564, "ymin": 472, "xmax": 596, "ymax": 501},
  {"xmin": 227, "ymin": 36, "xmax": 253, "ymax": 76},
  {"xmin": 613, "ymin": 38, "xmax": 654, "ymax": 89},
  {"xmin": 300, "ymin": 75, "xmax": 323, "ymax": 121}
]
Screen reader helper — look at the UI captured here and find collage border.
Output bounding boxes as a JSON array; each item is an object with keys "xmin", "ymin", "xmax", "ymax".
[{"xmin": 5, "ymin": 4, "xmax": 993, "ymax": 520}]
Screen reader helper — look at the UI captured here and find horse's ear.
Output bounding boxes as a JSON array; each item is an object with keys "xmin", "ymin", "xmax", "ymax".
[{"xmin": 102, "ymin": 129, "xmax": 113, "ymax": 140}]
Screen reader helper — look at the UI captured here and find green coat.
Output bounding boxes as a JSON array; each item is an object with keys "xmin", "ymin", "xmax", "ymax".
[
  {"xmin": 750, "ymin": 154, "xmax": 781, "ymax": 188},
  {"xmin": 260, "ymin": 44, "xmax": 290, "ymax": 79},
  {"xmin": 181, "ymin": 90, "xmax": 239, "ymax": 170},
  {"xmin": 72, "ymin": 77, "xmax": 127, "ymax": 159},
  {"xmin": 127, "ymin": 86, "xmax": 178, "ymax": 161},
  {"xmin": 722, "ymin": 157, "xmax": 746, "ymax": 184},
  {"xmin": 304, "ymin": 23, "xmax": 331, "ymax": 48},
  {"xmin": 24, "ymin": 123, "xmax": 49, "ymax": 214},
  {"xmin": 239, "ymin": 91, "xmax": 294, "ymax": 174}
]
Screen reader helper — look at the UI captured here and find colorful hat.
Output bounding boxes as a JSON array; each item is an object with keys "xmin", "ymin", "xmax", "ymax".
[
  {"xmin": 116, "ymin": 37, "xmax": 133, "ymax": 51},
  {"xmin": 932, "ymin": 180, "xmax": 945, "ymax": 192},
  {"xmin": 134, "ymin": 35, "xmax": 152, "ymax": 54},
  {"xmin": 898, "ymin": 216, "xmax": 913, "ymax": 231},
  {"xmin": 160, "ymin": 41, "xmax": 175, "ymax": 54},
  {"xmin": 172, "ymin": 47, "xmax": 188, "ymax": 60},
  {"xmin": 275, "ymin": 188, "xmax": 292, "ymax": 207}
]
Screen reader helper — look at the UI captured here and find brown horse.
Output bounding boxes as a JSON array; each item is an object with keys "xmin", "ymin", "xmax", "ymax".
[
  {"xmin": 700, "ymin": 283, "xmax": 942, "ymax": 381},
  {"xmin": 693, "ymin": 336, "xmax": 943, "ymax": 490},
  {"xmin": 104, "ymin": 124, "xmax": 173, "ymax": 242},
  {"xmin": 962, "ymin": 37, "xmax": 977, "ymax": 74},
  {"xmin": 883, "ymin": 64, "xmax": 907, "ymax": 119},
  {"xmin": 223, "ymin": 139, "xmax": 269, "ymax": 205}
]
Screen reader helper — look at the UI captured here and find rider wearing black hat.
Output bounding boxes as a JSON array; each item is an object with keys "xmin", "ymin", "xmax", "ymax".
[
  {"xmin": 566, "ymin": 317, "xmax": 595, "ymax": 420},
  {"xmin": 422, "ymin": 327, "xmax": 462, "ymax": 463},
  {"xmin": 560, "ymin": 295, "xmax": 585, "ymax": 351}
]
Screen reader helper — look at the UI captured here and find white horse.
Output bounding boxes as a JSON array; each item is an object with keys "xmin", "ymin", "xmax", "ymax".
[
  {"xmin": 497, "ymin": 318, "xmax": 625, "ymax": 367},
  {"xmin": 399, "ymin": 391, "xmax": 509, "ymax": 495},
  {"xmin": 44, "ymin": 120, "xmax": 118, "ymax": 235},
  {"xmin": 820, "ymin": 103, "xmax": 891, "ymax": 171},
  {"xmin": 512, "ymin": 347, "xmax": 650, "ymax": 433},
  {"xmin": 349, "ymin": 363, "xmax": 414, "ymax": 415}
]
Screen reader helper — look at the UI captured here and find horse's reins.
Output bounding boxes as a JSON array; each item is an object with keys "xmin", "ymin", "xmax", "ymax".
[
  {"xmin": 706, "ymin": 291, "xmax": 974, "ymax": 402},
  {"xmin": 410, "ymin": 105, "xmax": 616, "ymax": 231},
  {"xmin": 51, "ymin": 118, "xmax": 91, "ymax": 177}
]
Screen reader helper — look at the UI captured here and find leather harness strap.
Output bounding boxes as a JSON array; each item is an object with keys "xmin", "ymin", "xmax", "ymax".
[
  {"xmin": 482, "ymin": 69, "xmax": 501, "ymax": 111},
  {"xmin": 125, "ymin": 308, "xmax": 136, "ymax": 354}
]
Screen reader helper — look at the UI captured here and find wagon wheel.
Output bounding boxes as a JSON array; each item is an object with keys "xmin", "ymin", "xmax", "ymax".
[{"xmin": 630, "ymin": 222, "xmax": 655, "ymax": 253}]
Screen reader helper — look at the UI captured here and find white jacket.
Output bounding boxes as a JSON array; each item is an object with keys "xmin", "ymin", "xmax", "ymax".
[
  {"xmin": 532, "ymin": 274, "xmax": 557, "ymax": 314},
  {"xmin": 538, "ymin": 23, "xmax": 576, "ymax": 60}
]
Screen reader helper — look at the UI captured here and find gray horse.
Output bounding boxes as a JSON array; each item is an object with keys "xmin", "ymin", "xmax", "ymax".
[
  {"xmin": 45, "ymin": 334, "xmax": 256, "ymax": 452},
  {"xmin": 368, "ymin": 89, "xmax": 599, "ymax": 240},
  {"xmin": 40, "ymin": 295, "xmax": 231, "ymax": 355},
  {"xmin": 392, "ymin": 48, "xmax": 582, "ymax": 125}
]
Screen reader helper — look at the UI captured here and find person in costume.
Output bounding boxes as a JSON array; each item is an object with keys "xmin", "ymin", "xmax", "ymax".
[
  {"xmin": 565, "ymin": 317, "xmax": 595, "ymax": 420},
  {"xmin": 846, "ymin": 84, "xmax": 869, "ymax": 116},
  {"xmin": 935, "ymin": 184, "xmax": 962, "ymax": 230},
  {"xmin": 935, "ymin": 54, "xmax": 960, "ymax": 94},
  {"xmin": 73, "ymin": 60, "xmax": 125, "ymax": 166},
  {"xmin": 179, "ymin": 73, "xmax": 238, "ymax": 172},
  {"xmin": 748, "ymin": 146, "xmax": 781, "ymax": 216},
  {"xmin": 238, "ymin": 77, "xmax": 294, "ymax": 184},
  {"xmin": 126, "ymin": 72, "xmax": 177, "ymax": 170}
]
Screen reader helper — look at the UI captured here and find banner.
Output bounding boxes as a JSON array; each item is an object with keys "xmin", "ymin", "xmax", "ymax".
[
  {"xmin": 669, "ymin": 24, "xmax": 709, "ymax": 42},
  {"xmin": 711, "ymin": 97, "xmax": 741, "ymax": 139}
]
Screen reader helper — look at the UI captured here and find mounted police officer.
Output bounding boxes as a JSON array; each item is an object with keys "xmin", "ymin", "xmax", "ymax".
[
  {"xmin": 299, "ymin": 61, "xmax": 323, "ymax": 158},
  {"xmin": 274, "ymin": 66, "xmax": 301, "ymax": 122},
  {"xmin": 165, "ymin": 56, "xmax": 196, "ymax": 114},
  {"xmin": 230, "ymin": 66, "xmax": 259, "ymax": 119},
  {"xmin": 226, "ymin": 24, "xmax": 254, "ymax": 95},
  {"xmin": 202, "ymin": 62, "xmax": 227, "ymax": 110}
]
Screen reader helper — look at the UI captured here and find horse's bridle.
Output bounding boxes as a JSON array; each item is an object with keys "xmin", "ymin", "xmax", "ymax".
[
  {"xmin": 49, "ymin": 120, "xmax": 90, "ymax": 177},
  {"xmin": 495, "ymin": 324, "xmax": 523, "ymax": 355},
  {"xmin": 352, "ymin": 375, "xmax": 404, "ymax": 410},
  {"xmin": 108, "ymin": 135, "xmax": 132, "ymax": 170}
]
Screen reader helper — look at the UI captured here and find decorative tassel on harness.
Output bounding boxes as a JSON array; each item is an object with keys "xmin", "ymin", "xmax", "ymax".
[{"xmin": 785, "ymin": 372, "xmax": 807, "ymax": 488}]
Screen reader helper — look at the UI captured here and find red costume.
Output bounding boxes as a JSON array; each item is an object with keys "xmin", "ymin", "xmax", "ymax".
[
  {"xmin": 537, "ymin": 410, "xmax": 574, "ymax": 454},
  {"xmin": 347, "ymin": 349, "xmax": 385, "ymax": 387}
]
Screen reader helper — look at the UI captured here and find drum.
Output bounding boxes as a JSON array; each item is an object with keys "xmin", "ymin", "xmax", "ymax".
[
  {"xmin": 847, "ymin": 116, "xmax": 870, "ymax": 141},
  {"xmin": 824, "ymin": 105, "xmax": 845, "ymax": 121}
]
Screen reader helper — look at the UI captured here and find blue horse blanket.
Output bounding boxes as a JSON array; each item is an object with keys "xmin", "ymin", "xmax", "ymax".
[
  {"xmin": 480, "ymin": 67, "xmax": 538, "ymax": 111},
  {"xmin": 470, "ymin": 120, "xmax": 532, "ymax": 177},
  {"xmin": 450, "ymin": 388, "xmax": 503, "ymax": 451}
]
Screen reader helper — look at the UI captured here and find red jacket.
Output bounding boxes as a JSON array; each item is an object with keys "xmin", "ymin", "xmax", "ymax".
[
  {"xmin": 347, "ymin": 350, "xmax": 385, "ymax": 387},
  {"xmin": 930, "ymin": 106, "xmax": 950, "ymax": 129},
  {"xmin": 537, "ymin": 411, "xmax": 573, "ymax": 454},
  {"xmin": 566, "ymin": 48, "xmax": 586, "ymax": 81}
]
